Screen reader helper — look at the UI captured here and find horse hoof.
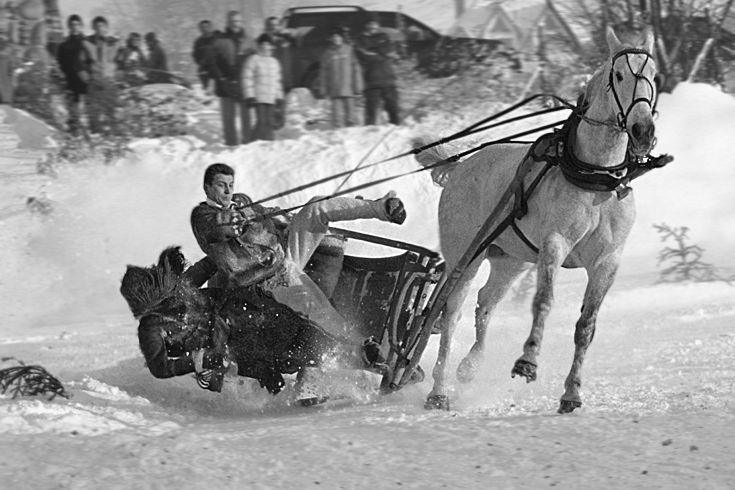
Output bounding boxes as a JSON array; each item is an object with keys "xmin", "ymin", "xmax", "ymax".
[
  {"xmin": 511, "ymin": 359, "xmax": 537, "ymax": 383},
  {"xmin": 409, "ymin": 365, "xmax": 426, "ymax": 384},
  {"xmin": 558, "ymin": 399, "xmax": 582, "ymax": 414},
  {"xmin": 456, "ymin": 356, "xmax": 481, "ymax": 384},
  {"xmin": 425, "ymin": 394, "xmax": 450, "ymax": 411}
]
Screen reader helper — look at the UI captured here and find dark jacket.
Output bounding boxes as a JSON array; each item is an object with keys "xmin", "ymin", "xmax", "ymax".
[
  {"xmin": 319, "ymin": 43, "xmax": 363, "ymax": 98},
  {"xmin": 354, "ymin": 31, "xmax": 397, "ymax": 89},
  {"xmin": 191, "ymin": 193, "xmax": 287, "ymax": 287},
  {"xmin": 192, "ymin": 34, "xmax": 217, "ymax": 70},
  {"xmin": 203, "ymin": 28, "xmax": 257, "ymax": 99},
  {"xmin": 145, "ymin": 43, "xmax": 172, "ymax": 83},
  {"xmin": 264, "ymin": 29, "xmax": 296, "ymax": 90},
  {"xmin": 132, "ymin": 256, "xmax": 219, "ymax": 379},
  {"xmin": 56, "ymin": 34, "xmax": 87, "ymax": 95}
]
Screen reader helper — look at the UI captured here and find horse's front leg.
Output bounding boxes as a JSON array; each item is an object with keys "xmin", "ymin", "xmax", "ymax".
[
  {"xmin": 425, "ymin": 260, "xmax": 482, "ymax": 410},
  {"xmin": 559, "ymin": 257, "xmax": 619, "ymax": 413},
  {"xmin": 512, "ymin": 235, "xmax": 570, "ymax": 382},
  {"xmin": 457, "ymin": 256, "xmax": 528, "ymax": 383}
]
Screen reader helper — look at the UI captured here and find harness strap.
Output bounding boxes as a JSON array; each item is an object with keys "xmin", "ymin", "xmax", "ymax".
[{"xmin": 511, "ymin": 221, "xmax": 540, "ymax": 254}]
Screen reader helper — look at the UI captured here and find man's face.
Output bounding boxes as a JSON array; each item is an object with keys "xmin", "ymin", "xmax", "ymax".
[
  {"xmin": 93, "ymin": 21, "xmax": 108, "ymax": 37},
  {"xmin": 365, "ymin": 21, "xmax": 379, "ymax": 35},
  {"xmin": 330, "ymin": 33, "xmax": 344, "ymax": 46},
  {"xmin": 227, "ymin": 13, "xmax": 242, "ymax": 31},
  {"xmin": 259, "ymin": 41, "xmax": 274, "ymax": 56},
  {"xmin": 69, "ymin": 20, "xmax": 83, "ymax": 36},
  {"xmin": 200, "ymin": 22, "xmax": 213, "ymax": 36},
  {"xmin": 265, "ymin": 18, "xmax": 279, "ymax": 32},
  {"xmin": 204, "ymin": 174, "xmax": 235, "ymax": 207}
]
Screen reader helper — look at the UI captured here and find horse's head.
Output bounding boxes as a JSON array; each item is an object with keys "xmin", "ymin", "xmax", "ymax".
[{"xmin": 604, "ymin": 27, "xmax": 658, "ymax": 156}]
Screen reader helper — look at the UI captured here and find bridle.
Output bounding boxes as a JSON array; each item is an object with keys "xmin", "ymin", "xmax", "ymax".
[{"xmin": 607, "ymin": 47, "xmax": 658, "ymax": 131}]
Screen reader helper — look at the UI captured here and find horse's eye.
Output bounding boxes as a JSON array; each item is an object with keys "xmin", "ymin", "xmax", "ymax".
[{"xmin": 615, "ymin": 71, "xmax": 624, "ymax": 82}]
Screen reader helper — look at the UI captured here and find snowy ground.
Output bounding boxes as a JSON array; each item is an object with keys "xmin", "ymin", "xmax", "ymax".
[{"xmin": 1, "ymin": 83, "xmax": 734, "ymax": 488}]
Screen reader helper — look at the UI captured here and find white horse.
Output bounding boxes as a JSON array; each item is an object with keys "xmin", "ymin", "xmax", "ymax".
[{"xmin": 416, "ymin": 27, "xmax": 658, "ymax": 413}]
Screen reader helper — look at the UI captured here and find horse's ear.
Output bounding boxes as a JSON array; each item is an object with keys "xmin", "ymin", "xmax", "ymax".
[
  {"xmin": 606, "ymin": 26, "xmax": 622, "ymax": 54},
  {"xmin": 638, "ymin": 27, "xmax": 654, "ymax": 53}
]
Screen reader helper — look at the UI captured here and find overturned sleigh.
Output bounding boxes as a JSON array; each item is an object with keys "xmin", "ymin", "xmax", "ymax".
[{"xmin": 120, "ymin": 228, "xmax": 444, "ymax": 399}]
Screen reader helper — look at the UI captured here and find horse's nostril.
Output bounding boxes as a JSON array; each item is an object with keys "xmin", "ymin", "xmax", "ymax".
[
  {"xmin": 631, "ymin": 123, "xmax": 654, "ymax": 143},
  {"xmin": 631, "ymin": 123, "xmax": 643, "ymax": 139},
  {"xmin": 646, "ymin": 123, "xmax": 655, "ymax": 139}
]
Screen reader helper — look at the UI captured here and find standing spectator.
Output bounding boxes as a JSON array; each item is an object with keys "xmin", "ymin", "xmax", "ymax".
[
  {"xmin": 192, "ymin": 20, "xmax": 216, "ymax": 90},
  {"xmin": 263, "ymin": 16, "xmax": 295, "ymax": 92},
  {"xmin": 79, "ymin": 16, "xmax": 120, "ymax": 134},
  {"xmin": 0, "ymin": 37, "xmax": 16, "ymax": 105},
  {"xmin": 354, "ymin": 15, "xmax": 401, "ymax": 126},
  {"xmin": 318, "ymin": 27, "xmax": 363, "ymax": 128},
  {"xmin": 144, "ymin": 32, "xmax": 172, "ymax": 84},
  {"xmin": 56, "ymin": 15, "xmax": 87, "ymax": 132},
  {"xmin": 115, "ymin": 33, "xmax": 146, "ymax": 86},
  {"xmin": 242, "ymin": 34, "xmax": 283, "ymax": 142},
  {"xmin": 203, "ymin": 11, "xmax": 257, "ymax": 146}
]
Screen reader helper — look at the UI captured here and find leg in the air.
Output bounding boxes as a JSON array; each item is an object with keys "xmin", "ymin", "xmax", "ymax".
[{"xmin": 286, "ymin": 193, "xmax": 406, "ymax": 270}]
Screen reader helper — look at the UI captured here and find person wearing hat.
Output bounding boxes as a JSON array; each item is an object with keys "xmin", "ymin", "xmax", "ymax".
[
  {"xmin": 56, "ymin": 15, "xmax": 87, "ymax": 133},
  {"xmin": 354, "ymin": 13, "xmax": 401, "ymax": 126},
  {"xmin": 318, "ymin": 26, "xmax": 363, "ymax": 128}
]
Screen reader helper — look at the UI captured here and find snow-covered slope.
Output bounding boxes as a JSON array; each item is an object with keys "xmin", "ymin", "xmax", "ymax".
[{"xmin": 0, "ymin": 83, "xmax": 734, "ymax": 488}]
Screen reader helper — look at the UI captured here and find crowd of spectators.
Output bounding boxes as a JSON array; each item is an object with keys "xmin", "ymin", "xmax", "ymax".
[
  {"xmin": 192, "ymin": 10, "xmax": 403, "ymax": 146},
  {"xmin": 10, "ymin": 10, "xmax": 403, "ymax": 142},
  {"xmin": 51, "ymin": 15, "xmax": 176, "ymax": 135}
]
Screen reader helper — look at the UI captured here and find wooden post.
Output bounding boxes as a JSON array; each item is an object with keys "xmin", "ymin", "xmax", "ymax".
[{"xmin": 687, "ymin": 37, "xmax": 714, "ymax": 82}]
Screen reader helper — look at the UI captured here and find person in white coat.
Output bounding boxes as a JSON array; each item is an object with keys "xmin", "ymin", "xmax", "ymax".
[{"xmin": 242, "ymin": 34, "xmax": 283, "ymax": 141}]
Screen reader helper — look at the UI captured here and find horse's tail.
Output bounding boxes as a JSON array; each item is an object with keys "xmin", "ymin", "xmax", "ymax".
[{"xmin": 412, "ymin": 137, "xmax": 455, "ymax": 187}]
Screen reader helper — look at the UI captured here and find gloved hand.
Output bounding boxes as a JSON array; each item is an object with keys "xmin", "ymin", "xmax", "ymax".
[{"xmin": 194, "ymin": 348, "xmax": 230, "ymax": 391}]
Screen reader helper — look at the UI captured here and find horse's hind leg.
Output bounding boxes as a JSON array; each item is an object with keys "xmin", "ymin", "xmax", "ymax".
[
  {"xmin": 456, "ymin": 255, "xmax": 528, "ymax": 383},
  {"xmin": 559, "ymin": 257, "xmax": 619, "ymax": 413},
  {"xmin": 512, "ymin": 235, "xmax": 570, "ymax": 382},
  {"xmin": 425, "ymin": 259, "xmax": 482, "ymax": 410}
]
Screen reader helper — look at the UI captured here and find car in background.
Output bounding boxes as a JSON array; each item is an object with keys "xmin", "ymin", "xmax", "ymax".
[{"xmin": 281, "ymin": 6, "xmax": 500, "ymax": 94}]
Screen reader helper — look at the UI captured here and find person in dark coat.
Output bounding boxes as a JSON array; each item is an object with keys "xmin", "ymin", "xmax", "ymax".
[
  {"xmin": 202, "ymin": 11, "xmax": 257, "ymax": 146},
  {"xmin": 120, "ymin": 247, "xmax": 333, "ymax": 394},
  {"xmin": 144, "ymin": 32, "xmax": 172, "ymax": 84},
  {"xmin": 354, "ymin": 15, "xmax": 401, "ymax": 126},
  {"xmin": 192, "ymin": 20, "xmax": 217, "ymax": 90},
  {"xmin": 263, "ymin": 16, "xmax": 296, "ymax": 92},
  {"xmin": 78, "ymin": 16, "xmax": 120, "ymax": 134},
  {"xmin": 318, "ymin": 26, "xmax": 363, "ymax": 128},
  {"xmin": 55, "ymin": 15, "xmax": 87, "ymax": 132},
  {"xmin": 0, "ymin": 37, "xmax": 17, "ymax": 106}
]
